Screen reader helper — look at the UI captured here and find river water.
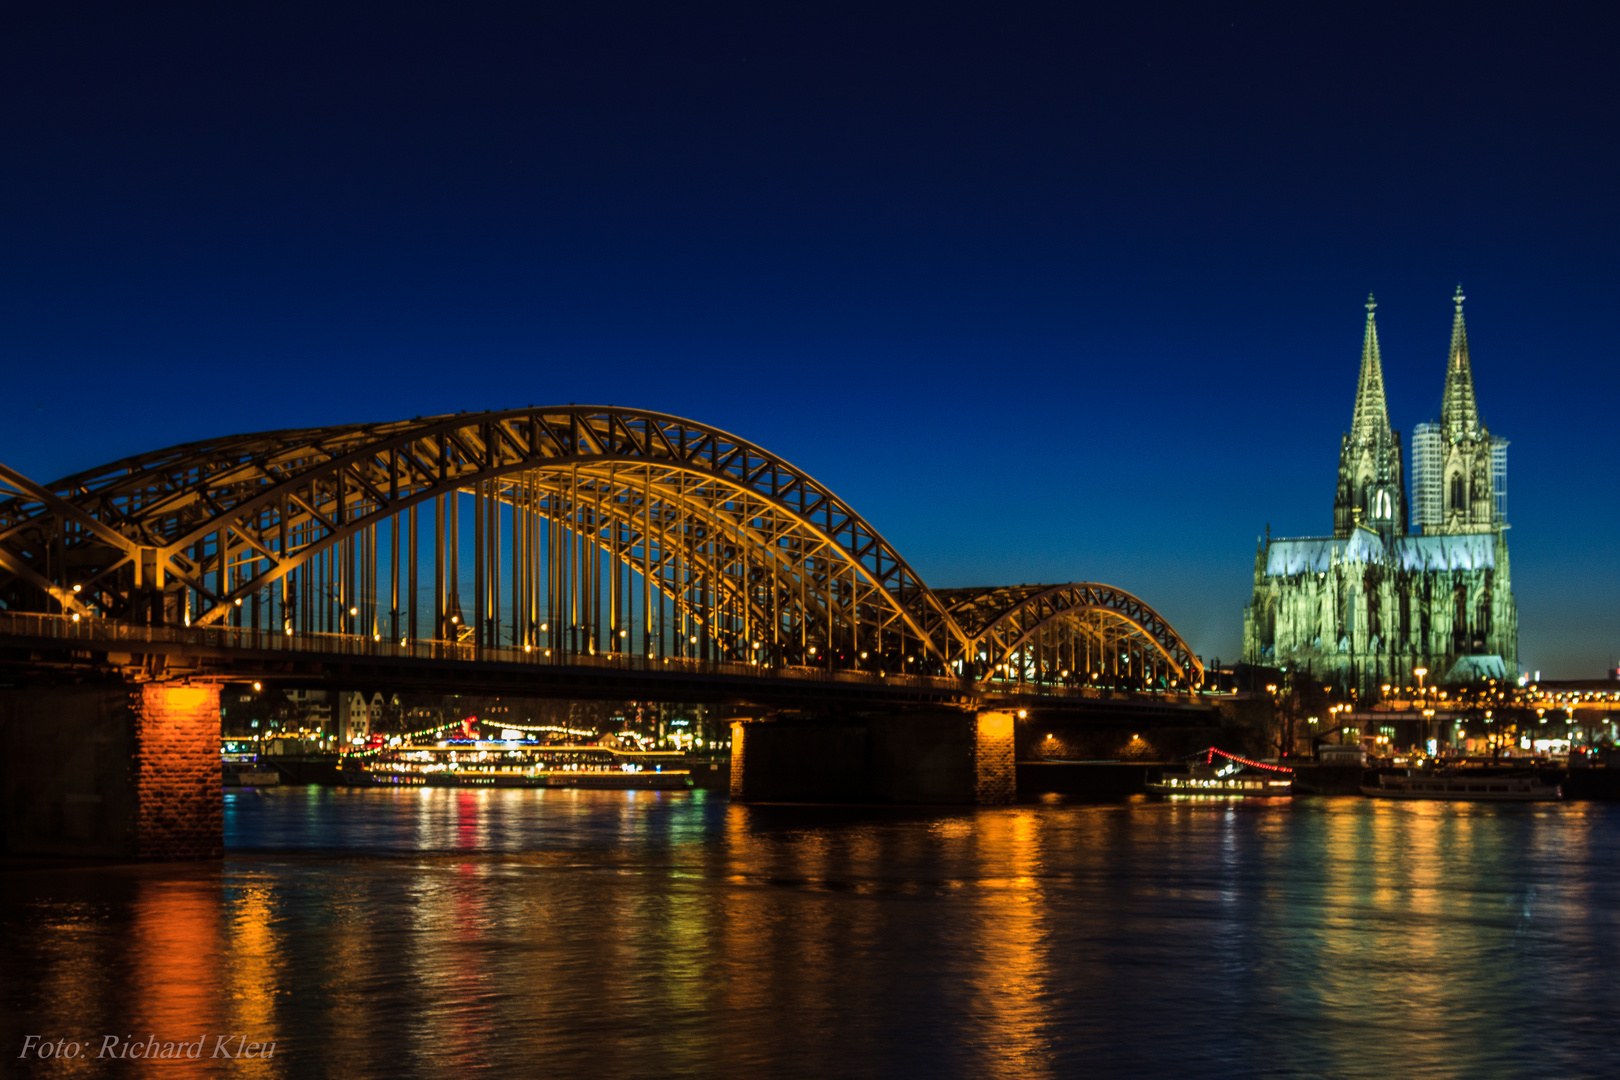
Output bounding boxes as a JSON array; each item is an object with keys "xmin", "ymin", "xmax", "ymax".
[{"xmin": 4, "ymin": 788, "xmax": 1618, "ymax": 1078}]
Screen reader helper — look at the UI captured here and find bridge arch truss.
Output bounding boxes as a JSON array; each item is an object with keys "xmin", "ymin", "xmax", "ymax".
[
  {"xmin": 937, "ymin": 583, "xmax": 1203, "ymax": 689},
  {"xmin": 0, "ymin": 407, "xmax": 1200, "ymax": 687},
  {"xmin": 1, "ymin": 408, "xmax": 968, "ymax": 672}
]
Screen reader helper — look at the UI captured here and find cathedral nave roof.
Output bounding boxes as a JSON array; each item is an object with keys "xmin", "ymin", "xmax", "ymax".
[{"xmin": 1263, "ymin": 529, "xmax": 1496, "ymax": 576}]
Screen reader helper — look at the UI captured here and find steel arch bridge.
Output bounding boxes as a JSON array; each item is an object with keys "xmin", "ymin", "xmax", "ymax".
[
  {"xmin": 938, "ymin": 583, "xmax": 1200, "ymax": 689},
  {"xmin": 0, "ymin": 407, "xmax": 1202, "ymax": 689}
]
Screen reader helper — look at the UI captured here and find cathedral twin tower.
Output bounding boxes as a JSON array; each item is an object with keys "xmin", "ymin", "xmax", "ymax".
[{"xmin": 1243, "ymin": 288, "xmax": 1517, "ymax": 694}]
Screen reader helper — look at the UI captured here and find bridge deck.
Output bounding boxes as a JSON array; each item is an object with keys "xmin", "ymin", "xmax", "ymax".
[{"xmin": 0, "ymin": 611, "xmax": 1221, "ymax": 714}]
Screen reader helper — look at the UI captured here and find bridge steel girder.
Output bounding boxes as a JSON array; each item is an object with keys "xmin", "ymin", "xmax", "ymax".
[
  {"xmin": 0, "ymin": 408, "xmax": 970, "ymax": 668},
  {"xmin": 0, "ymin": 408, "xmax": 1205, "ymax": 689},
  {"xmin": 938, "ymin": 582, "xmax": 1205, "ymax": 687}
]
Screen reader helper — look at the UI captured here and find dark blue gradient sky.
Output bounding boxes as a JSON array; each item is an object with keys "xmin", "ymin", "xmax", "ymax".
[{"xmin": 2, "ymin": 2, "xmax": 1615, "ymax": 675}]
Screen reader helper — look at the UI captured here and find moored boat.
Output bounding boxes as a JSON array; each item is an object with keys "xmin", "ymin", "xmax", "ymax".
[
  {"xmin": 1361, "ymin": 772, "xmax": 1561, "ymax": 801},
  {"xmin": 1147, "ymin": 767, "xmax": 1295, "ymax": 796},
  {"xmin": 1147, "ymin": 748, "xmax": 1295, "ymax": 797},
  {"xmin": 344, "ymin": 733, "xmax": 694, "ymax": 790}
]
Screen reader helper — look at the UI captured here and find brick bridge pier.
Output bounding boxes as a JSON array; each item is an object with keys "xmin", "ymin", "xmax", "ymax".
[
  {"xmin": 729, "ymin": 709, "xmax": 1016, "ymax": 805},
  {"xmin": 1, "ymin": 680, "xmax": 222, "ymax": 860}
]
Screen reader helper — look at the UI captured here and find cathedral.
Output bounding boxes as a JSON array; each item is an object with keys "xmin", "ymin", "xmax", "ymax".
[{"xmin": 1242, "ymin": 288, "xmax": 1518, "ymax": 695}]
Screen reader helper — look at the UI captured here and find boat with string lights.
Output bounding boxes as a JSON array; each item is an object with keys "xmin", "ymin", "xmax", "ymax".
[
  {"xmin": 341, "ymin": 718, "xmax": 693, "ymax": 790},
  {"xmin": 1146, "ymin": 748, "xmax": 1295, "ymax": 797}
]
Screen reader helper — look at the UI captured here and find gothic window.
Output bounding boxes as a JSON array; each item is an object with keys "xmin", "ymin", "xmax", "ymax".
[
  {"xmin": 1373, "ymin": 489, "xmax": 1392, "ymax": 520},
  {"xmin": 1365, "ymin": 573, "xmax": 1382, "ymax": 638},
  {"xmin": 1419, "ymin": 577, "xmax": 1432, "ymax": 651},
  {"xmin": 1450, "ymin": 473, "xmax": 1465, "ymax": 511}
]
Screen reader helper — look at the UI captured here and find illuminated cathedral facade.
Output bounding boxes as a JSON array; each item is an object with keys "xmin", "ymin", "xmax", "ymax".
[{"xmin": 1242, "ymin": 289, "xmax": 1518, "ymax": 694}]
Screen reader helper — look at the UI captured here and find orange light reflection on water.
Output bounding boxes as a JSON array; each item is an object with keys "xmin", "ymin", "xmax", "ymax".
[{"xmin": 7, "ymin": 789, "xmax": 1618, "ymax": 1080}]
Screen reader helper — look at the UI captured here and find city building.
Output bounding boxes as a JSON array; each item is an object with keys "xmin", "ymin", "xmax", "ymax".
[
  {"xmin": 283, "ymin": 688, "xmax": 333, "ymax": 729},
  {"xmin": 1243, "ymin": 289, "xmax": 1518, "ymax": 694},
  {"xmin": 338, "ymin": 691, "xmax": 390, "ymax": 744}
]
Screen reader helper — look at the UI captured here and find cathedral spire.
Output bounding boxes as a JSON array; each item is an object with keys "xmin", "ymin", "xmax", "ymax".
[
  {"xmin": 1348, "ymin": 293, "xmax": 1392, "ymax": 442},
  {"xmin": 1441, "ymin": 284, "xmax": 1482, "ymax": 439},
  {"xmin": 1334, "ymin": 293, "xmax": 1406, "ymax": 539}
]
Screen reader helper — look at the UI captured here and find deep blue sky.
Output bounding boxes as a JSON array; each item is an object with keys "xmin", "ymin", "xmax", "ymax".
[{"xmin": 2, "ymin": 2, "xmax": 1615, "ymax": 676}]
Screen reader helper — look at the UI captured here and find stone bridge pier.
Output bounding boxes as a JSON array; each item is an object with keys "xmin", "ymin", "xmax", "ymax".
[
  {"xmin": 1, "ymin": 680, "xmax": 222, "ymax": 860},
  {"xmin": 729, "ymin": 709, "xmax": 1016, "ymax": 805}
]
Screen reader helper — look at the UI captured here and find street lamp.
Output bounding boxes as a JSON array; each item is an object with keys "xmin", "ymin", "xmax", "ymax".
[{"xmin": 1415, "ymin": 667, "xmax": 1430, "ymax": 755}]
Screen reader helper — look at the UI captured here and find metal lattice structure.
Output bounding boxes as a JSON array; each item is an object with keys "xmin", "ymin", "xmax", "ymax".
[
  {"xmin": 0, "ymin": 407, "xmax": 1201, "ymax": 686},
  {"xmin": 938, "ymin": 583, "xmax": 1202, "ymax": 688}
]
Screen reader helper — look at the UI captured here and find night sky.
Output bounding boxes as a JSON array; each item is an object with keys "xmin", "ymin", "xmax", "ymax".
[{"xmin": 2, "ymin": 3, "xmax": 1615, "ymax": 676}]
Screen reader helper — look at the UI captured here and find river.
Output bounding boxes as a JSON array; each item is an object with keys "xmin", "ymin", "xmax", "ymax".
[{"xmin": 4, "ymin": 788, "xmax": 1618, "ymax": 1078}]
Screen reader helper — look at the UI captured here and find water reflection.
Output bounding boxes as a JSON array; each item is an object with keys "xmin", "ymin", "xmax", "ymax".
[{"xmin": 3, "ymin": 791, "xmax": 1618, "ymax": 1079}]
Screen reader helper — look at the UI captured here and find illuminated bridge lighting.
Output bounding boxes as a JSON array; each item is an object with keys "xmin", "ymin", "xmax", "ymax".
[{"xmin": 0, "ymin": 408, "xmax": 1201, "ymax": 695}]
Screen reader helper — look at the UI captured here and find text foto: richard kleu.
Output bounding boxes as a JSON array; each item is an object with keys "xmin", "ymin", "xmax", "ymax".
[{"xmin": 19, "ymin": 1034, "xmax": 277, "ymax": 1060}]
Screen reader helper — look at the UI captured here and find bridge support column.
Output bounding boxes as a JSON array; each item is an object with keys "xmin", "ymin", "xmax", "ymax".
[
  {"xmin": 131, "ymin": 683, "xmax": 223, "ymax": 860},
  {"xmin": 728, "ymin": 720, "xmax": 747, "ymax": 800},
  {"xmin": 0, "ymin": 681, "xmax": 221, "ymax": 860},
  {"xmin": 729, "ymin": 708, "xmax": 1015, "ymax": 805},
  {"xmin": 973, "ymin": 709, "xmax": 1016, "ymax": 805}
]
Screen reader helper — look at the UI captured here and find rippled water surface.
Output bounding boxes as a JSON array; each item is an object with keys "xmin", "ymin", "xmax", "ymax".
[{"xmin": 4, "ymin": 788, "xmax": 1619, "ymax": 1078}]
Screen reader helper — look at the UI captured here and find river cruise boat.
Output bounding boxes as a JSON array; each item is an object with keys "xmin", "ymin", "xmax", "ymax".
[
  {"xmin": 1361, "ymin": 772, "xmax": 1562, "ymax": 801},
  {"xmin": 1147, "ymin": 767, "xmax": 1294, "ymax": 797},
  {"xmin": 221, "ymin": 739, "xmax": 281, "ymax": 786},
  {"xmin": 344, "ymin": 736, "xmax": 693, "ymax": 790},
  {"xmin": 1147, "ymin": 748, "xmax": 1294, "ymax": 797}
]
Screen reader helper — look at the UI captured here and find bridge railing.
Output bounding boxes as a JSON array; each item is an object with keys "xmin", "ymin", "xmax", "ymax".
[
  {"xmin": 981, "ymin": 679, "xmax": 1208, "ymax": 708},
  {"xmin": 0, "ymin": 609, "xmax": 950, "ymax": 689},
  {"xmin": 0, "ymin": 609, "xmax": 1206, "ymax": 705}
]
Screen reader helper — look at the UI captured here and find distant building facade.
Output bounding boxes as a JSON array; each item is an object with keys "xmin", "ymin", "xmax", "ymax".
[{"xmin": 1243, "ymin": 289, "xmax": 1518, "ymax": 694}]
